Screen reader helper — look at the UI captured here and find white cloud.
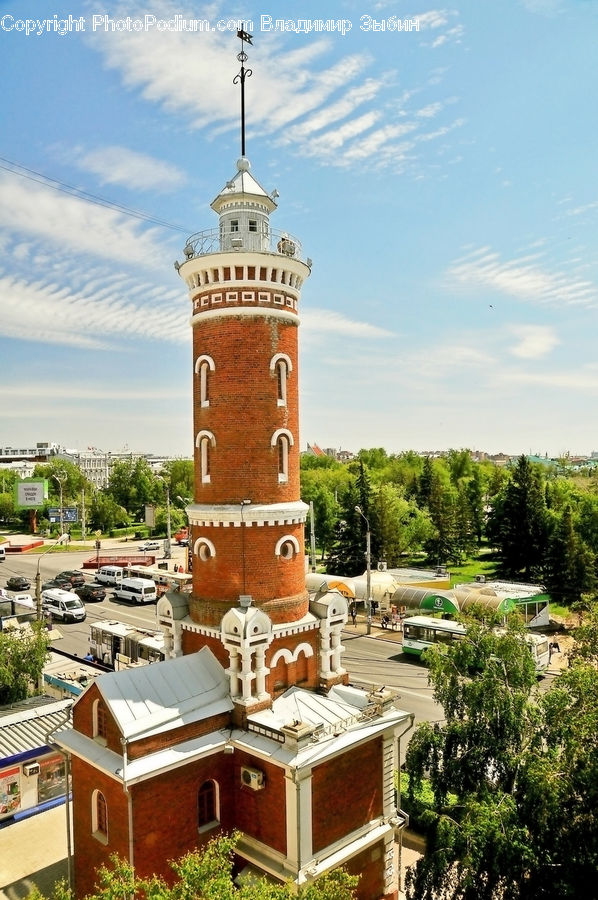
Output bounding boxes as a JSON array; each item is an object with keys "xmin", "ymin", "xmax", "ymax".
[
  {"xmin": 87, "ymin": 1, "xmax": 463, "ymax": 173},
  {"xmin": 0, "ymin": 271, "xmax": 187, "ymax": 349},
  {"xmin": 76, "ymin": 146, "xmax": 186, "ymax": 192},
  {"xmin": 447, "ymin": 245, "xmax": 598, "ymax": 307},
  {"xmin": 301, "ymin": 308, "xmax": 395, "ymax": 340},
  {"xmin": 0, "ymin": 174, "xmax": 171, "ymax": 269},
  {"xmin": 509, "ymin": 324, "xmax": 559, "ymax": 359}
]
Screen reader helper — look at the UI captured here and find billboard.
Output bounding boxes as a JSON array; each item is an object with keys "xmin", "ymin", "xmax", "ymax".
[
  {"xmin": 48, "ymin": 507, "xmax": 78, "ymax": 523},
  {"xmin": 14, "ymin": 479, "xmax": 48, "ymax": 509},
  {"xmin": 144, "ymin": 505, "xmax": 156, "ymax": 527}
]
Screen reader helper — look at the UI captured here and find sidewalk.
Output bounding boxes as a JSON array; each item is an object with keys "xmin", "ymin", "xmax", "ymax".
[{"xmin": 0, "ymin": 805, "xmax": 69, "ymax": 900}]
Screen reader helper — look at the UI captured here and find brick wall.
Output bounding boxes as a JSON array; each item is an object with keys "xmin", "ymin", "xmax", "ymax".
[
  {"xmin": 311, "ymin": 738, "xmax": 383, "ymax": 852},
  {"xmin": 191, "ymin": 316, "xmax": 299, "ymax": 504}
]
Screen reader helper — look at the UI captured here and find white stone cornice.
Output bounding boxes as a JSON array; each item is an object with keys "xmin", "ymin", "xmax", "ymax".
[
  {"xmin": 186, "ymin": 501, "xmax": 309, "ymax": 527},
  {"xmin": 190, "ymin": 307, "xmax": 299, "ymax": 326}
]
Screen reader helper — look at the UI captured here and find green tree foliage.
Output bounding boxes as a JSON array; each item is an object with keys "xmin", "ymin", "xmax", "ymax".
[
  {"xmin": 106, "ymin": 459, "xmax": 158, "ymax": 520},
  {"xmin": 34, "ymin": 460, "xmax": 89, "ymax": 504},
  {"xmin": 162, "ymin": 459, "xmax": 194, "ymax": 505},
  {"xmin": 487, "ymin": 456, "xmax": 548, "ymax": 579},
  {"xmin": 31, "ymin": 834, "xmax": 357, "ymax": 900},
  {"xmin": 0, "ymin": 624, "xmax": 49, "ymax": 704},
  {"xmin": 326, "ymin": 479, "xmax": 366, "ymax": 576},
  {"xmin": 370, "ymin": 483, "xmax": 433, "ymax": 567},
  {"xmin": 404, "ymin": 610, "xmax": 598, "ymax": 899},
  {"xmin": 544, "ymin": 505, "xmax": 595, "ymax": 606},
  {"xmin": 88, "ymin": 493, "xmax": 129, "ymax": 533}
]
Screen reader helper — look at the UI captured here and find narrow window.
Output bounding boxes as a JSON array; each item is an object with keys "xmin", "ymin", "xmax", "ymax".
[
  {"xmin": 277, "ymin": 359, "xmax": 287, "ymax": 406},
  {"xmin": 278, "ymin": 435, "xmax": 289, "ymax": 483},
  {"xmin": 198, "ymin": 780, "xmax": 219, "ymax": 832},
  {"xmin": 195, "ymin": 356, "xmax": 215, "ymax": 409},
  {"xmin": 230, "ymin": 220, "xmax": 239, "ymax": 233},
  {"xmin": 249, "ymin": 219, "xmax": 257, "ymax": 232},
  {"xmin": 200, "ymin": 437, "xmax": 210, "ymax": 483},
  {"xmin": 92, "ymin": 790, "xmax": 108, "ymax": 842},
  {"xmin": 96, "ymin": 703, "xmax": 106, "ymax": 740}
]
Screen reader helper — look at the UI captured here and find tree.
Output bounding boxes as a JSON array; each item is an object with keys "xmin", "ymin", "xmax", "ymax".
[
  {"xmin": 370, "ymin": 483, "xmax": 433, "ymax": 566},
  {"xmin": 31, "ymin": 833, "xmax": 358, "ymax": 900},
  {"xmin": 106, "ymin": 459, "xmax": 158, "ymax": 520},
  {"xmin": 0, "ymin": 624, "xmax": 49, "ymax": 704},
  {"xmin": 88, "ymin": 493, "xmax": 129, "ymax": 534},
  {"xmin": 487, "ymin": 456, "xmax": 547, "ymax": 579},
  {"xmin": 404, "ymin": 610, "xmax": 598, "ymax": 899},
  {"xmin": 544, "ymin": 505, "xmax": 595, "ymax": 606}
]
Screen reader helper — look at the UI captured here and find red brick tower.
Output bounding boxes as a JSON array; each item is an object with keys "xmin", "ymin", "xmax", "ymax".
[{"xmin": 175, "ymin": 155, "xmax": 346, "ymax": 715}]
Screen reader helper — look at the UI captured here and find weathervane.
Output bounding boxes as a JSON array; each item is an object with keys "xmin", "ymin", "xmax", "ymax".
[{"xmin": 234, "ymin": 25, "xmax": 253, "ymax": 157}]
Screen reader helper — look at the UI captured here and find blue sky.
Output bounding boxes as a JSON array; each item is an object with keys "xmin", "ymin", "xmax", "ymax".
[{"xmin": 2, "ymin": 0, "xmax": 598, "ymax": 459}]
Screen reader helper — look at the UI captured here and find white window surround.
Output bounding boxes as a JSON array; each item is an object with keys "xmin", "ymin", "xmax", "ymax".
[
  {"xmin": 271, "ymin": 642, "xmax": 314, "ymax": 667},
  {"xmin": 91, "ymin": 789, "xmax": 108, "ymax": 844},
  {"xmin": 275, "ymin": 534, "xmax": 300, "ymax": 558},
  {"xmin": 198, "ymin": 779, "xmax": 220, "ymax": 833},
  {"xmin": 193, "ymin": 537, "xmax": 216, "ymax": 561},
  {"xmin": 194, "ymin": 355, "xmax": 215, "ymax": 409},
  {"xmin": 270, "ymin": 353, "xmax": 292, "ymax": 407},
  {"xmin": 196, "ymin": 430, "xmax": 216, "ymax": 483},
  {"xmin": 272, "ymin": 429, "xmax": 293, "ymax": 483}
]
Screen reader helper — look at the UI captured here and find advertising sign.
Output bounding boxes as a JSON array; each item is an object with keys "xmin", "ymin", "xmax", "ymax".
[
  {"xmin": 14, "ymin": 479, "xmax": 48, "ymax": 509},
  {"xmin": 0, "ymin": 766, "xmax": 21, "ymax": 818},
  {"xmin": 48, "ymin": 507, "xmax": 78, "ymax": 523},
  {"xmin": 144, "ymin": 505, "xmax": 156, "ymax": 527}
]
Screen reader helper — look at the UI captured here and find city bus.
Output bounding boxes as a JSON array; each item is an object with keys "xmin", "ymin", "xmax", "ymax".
[
  {"xmin": 402, "ymin": 615, "xmax": 550, "ymax": 673},
  {"xmin": 89, "ymin": 620, "xmax": 166, "ymax": 669}
]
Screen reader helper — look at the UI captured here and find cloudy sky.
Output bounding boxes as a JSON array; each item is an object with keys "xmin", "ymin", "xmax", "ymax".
[{"xmin": 2, "ymin": 0, "xmax": 598, "ymax": 458}]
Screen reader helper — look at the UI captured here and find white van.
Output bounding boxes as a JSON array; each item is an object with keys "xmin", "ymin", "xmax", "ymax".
[
  {"xmin": 0, "ymin": 546, "xmax": 6, "ymax": 562},
  {"xmin": 113, "ymin": 578, "xmax": 157, "ymax": 604},
  {"xmin": 96, "ymin": 566, "xmax": 124, "ymax": 586},
  {"xmin": 42, "ymin": 588, "xmax": 86, "ymax": 622}
]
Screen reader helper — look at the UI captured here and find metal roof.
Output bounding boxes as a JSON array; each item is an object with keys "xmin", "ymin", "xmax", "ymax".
[
  {"xmin": 0, "ymin": 696, "xmax": 72, "ymax": 763},
  {"xmin": 95, "ymin": 646, "xmax": 233, "ymax": 741}
]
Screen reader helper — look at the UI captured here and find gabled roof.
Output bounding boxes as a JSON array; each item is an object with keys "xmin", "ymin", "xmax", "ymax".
[{"xmin": 95, "ymin": 647, "xmax": 233, "ymax": 741}]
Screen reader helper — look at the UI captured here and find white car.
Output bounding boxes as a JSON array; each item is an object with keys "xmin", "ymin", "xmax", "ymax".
[{"xmin": 139, "ymin": 541, "xmax": 160, "ymax": 552}]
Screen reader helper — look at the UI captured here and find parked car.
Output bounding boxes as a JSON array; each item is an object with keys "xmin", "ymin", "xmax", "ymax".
[
  {"xmin": 6, "ymin": 575, "xmax": 31, "ymax": 592},
  {"xmin": 42, "ymin": 579, "xmax": 62, "ymax": 591},
  {"xmin": 56, "ymin": 570, "xmax": 86, "ymax": 588},
  {"xmin": 139, "ymin": 541, "xmax": 160, "ymax": 552},
  {"xmin": 75, "ymin": 583, "xmax": 106, "ymax": 603}
]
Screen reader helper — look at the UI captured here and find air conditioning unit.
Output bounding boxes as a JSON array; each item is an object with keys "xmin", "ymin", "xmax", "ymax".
[
  {"xmin": 475, "ymin": 574, "xmax": 486, "ymax": 584},
  {"xmin": 240, "ymin": 766, "xmax": 265, "ymax": 791},
  {"xmin": 23, "ymin": 762, "xmax": 40, "ymax": 777}
]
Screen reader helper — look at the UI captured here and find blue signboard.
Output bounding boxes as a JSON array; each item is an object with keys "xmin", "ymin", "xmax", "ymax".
[{"xmin": 48, "ymin": 507, "xmax": 78, "ymax": 523}]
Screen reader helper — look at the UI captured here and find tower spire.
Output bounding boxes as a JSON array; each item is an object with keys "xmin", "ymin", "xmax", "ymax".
[{"xmin": 234, "ymin": 25, "xmax": 253, "ymax": 157}]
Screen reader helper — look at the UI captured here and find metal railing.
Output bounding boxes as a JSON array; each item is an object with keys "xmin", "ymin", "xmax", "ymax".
[{"xmin": 181, "ymin": 226, "xmax": 308, "ymax": 265}]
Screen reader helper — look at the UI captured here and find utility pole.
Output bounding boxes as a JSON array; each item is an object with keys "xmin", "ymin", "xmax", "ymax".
[{"xmin": 355, "ymin": 506, "xmax": 372, "ymax": 635}]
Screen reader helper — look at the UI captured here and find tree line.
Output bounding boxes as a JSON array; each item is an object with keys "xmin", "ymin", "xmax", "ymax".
[{"xmin": 301, "ymin": 449, "xmax": 598, "ymax": 608}]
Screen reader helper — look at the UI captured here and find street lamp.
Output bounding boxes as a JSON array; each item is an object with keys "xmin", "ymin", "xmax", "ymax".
[
  {"xmin": 36, "ymin": 532, "xmax": 69, "ymax": 623},
  {"xmin": 355, "ymin": 505, "xmax": 372, "ymax": 635},
  {"xmin": 52, "ymin": 470, "xmax": 67, "ymax": 536},
  {"xmin": 157, "ymin": 475, "xmax": 172, "ymax": 559}
]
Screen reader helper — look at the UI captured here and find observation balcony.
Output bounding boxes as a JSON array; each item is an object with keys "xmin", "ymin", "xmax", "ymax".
[{"xmin": 178, "ymin": 226, "xmax": 310, "ymax": 267}]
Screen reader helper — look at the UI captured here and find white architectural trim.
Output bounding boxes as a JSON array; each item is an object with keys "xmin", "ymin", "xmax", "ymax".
[
  {"xmin": 186, "ymin": 500, "xmax": 309, "ymax": 527},
  {"xmin": 269, "ymin": 352, "xmax": 293, "ymax": 373},
  {"xmin": 194, "ymin": 537, "xmax": 216, "ymax": 560},
  {"xmin": 275, "ymin": 534, "xmax": 300, "ymax": 557},
  {"xmin": 194, "ymin": 354, "xmax": 216, "ymax": 374},
  {"xmin": 191, "ymin": 307, "xmax": 299, "ymax": 326}
]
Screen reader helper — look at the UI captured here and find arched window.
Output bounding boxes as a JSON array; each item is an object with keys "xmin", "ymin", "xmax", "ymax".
[
  {"xmin": 270, "ymin": 353, "xmax": 293, "ymax": 407},
  {"xmin": 92, "ymin": 790, "xmax": 108, "ymax": 842},
  {"xmin": 271, "ymin": 428, "xmax": 294, "ymax": 483},
  {"xmin": 193, "ymin": 537, "xmax": 216, "ymax": 562},
  {"xmin": 93, "ymin": 699, "xmax": 107, "ymax": 743},
  {"xmin": 195, "ymin": 430, "xmax": 216, "ymax": 483},
  {"xmin": 275, "ymin": 535, "xmax": 300, "ymax": 560},
  {"xmin": 198, "ymin": 780, "xmax": 219, "ymax": 831},
  {"xmin": 194, "ymin": 355, "xmax": 215, "ymax": 408}
]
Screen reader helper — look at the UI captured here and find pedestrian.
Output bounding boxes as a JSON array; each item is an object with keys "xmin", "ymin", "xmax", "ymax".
[
  {"xmin": 381, "ymin": 614, "xmax": 390, "ymax": 630},
  {"xmin": 350, "ymin": 605, "xmax": 357, "ymax": 625}
]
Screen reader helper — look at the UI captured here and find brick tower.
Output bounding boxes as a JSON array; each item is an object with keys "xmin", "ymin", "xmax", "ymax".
[{"xmin": 175, "ymin": 153, "xmax": 348, "ymax": 716}]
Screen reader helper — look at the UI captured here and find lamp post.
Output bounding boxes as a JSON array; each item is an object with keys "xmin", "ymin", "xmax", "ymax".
[
  {"xmin": 157, "ymin": 475, "xmax": 172, "ymax": 559},
  {"xmin": 36, "ymin": 532, "xmax": 69, "ymax": 623},
  {"xmin": 52, "ymin": 470, "xmax": 67, "ymax": 536},
  {"xmin": 355, "ymin": 505, "xmax": 372, "ymax": 635}
]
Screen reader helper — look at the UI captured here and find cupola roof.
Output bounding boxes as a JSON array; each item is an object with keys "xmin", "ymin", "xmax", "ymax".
[{"xmin": 211, "ymin": 156, "xmax": 278, "ymax": 214}]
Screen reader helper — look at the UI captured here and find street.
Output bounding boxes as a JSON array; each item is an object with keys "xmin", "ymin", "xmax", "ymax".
[{"xmin": 1, "ymin": 539, "xmax": 444, "ymax": 733}]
